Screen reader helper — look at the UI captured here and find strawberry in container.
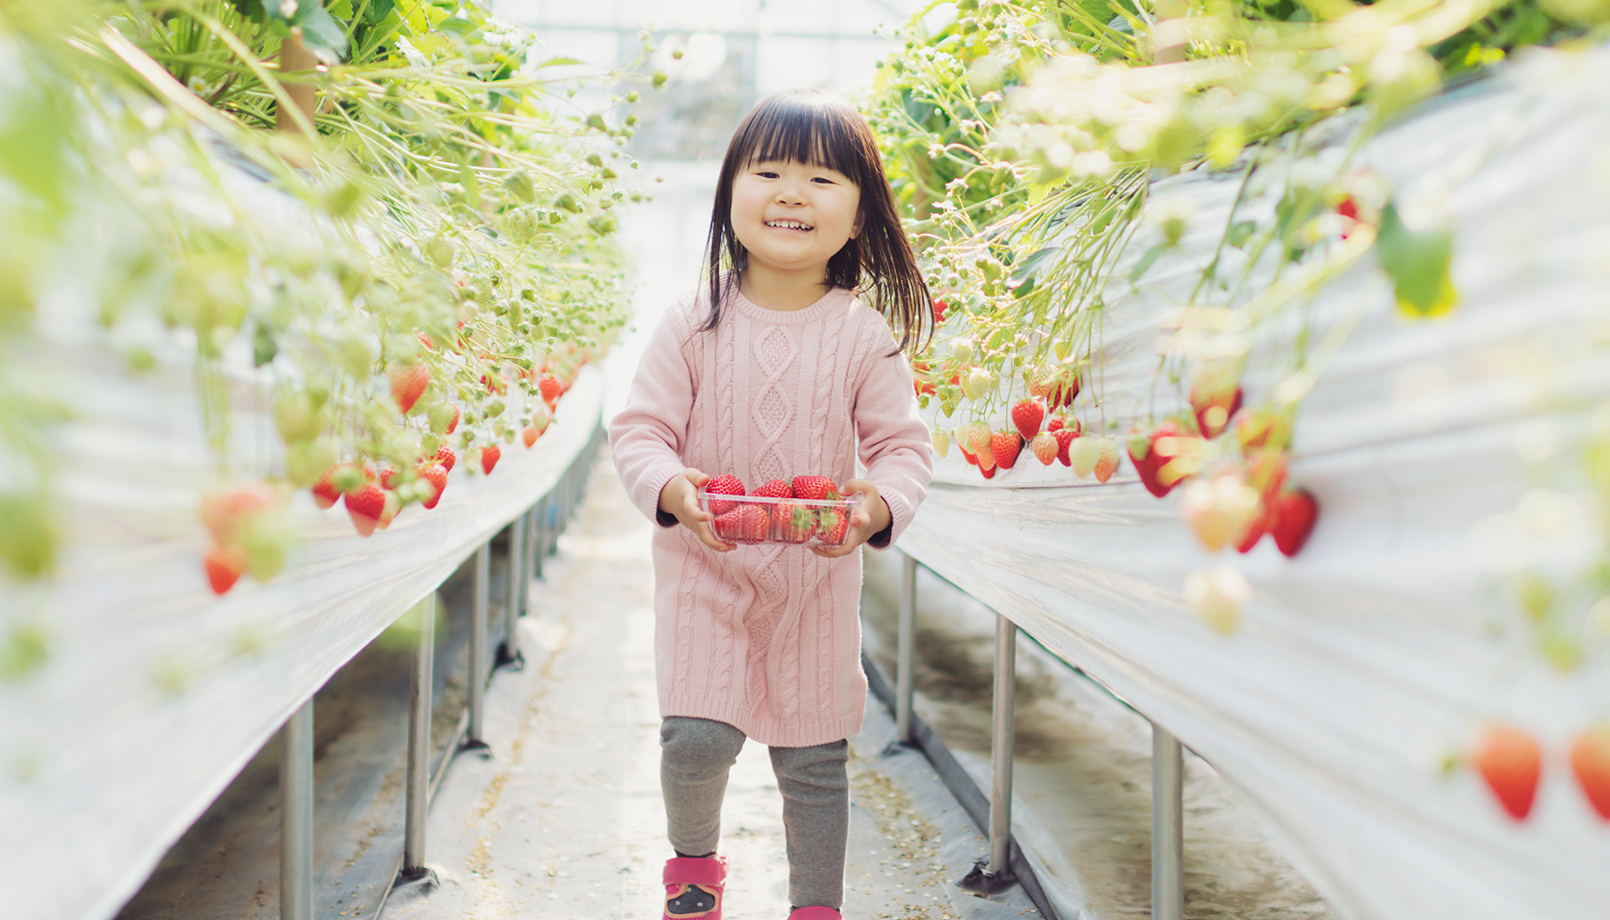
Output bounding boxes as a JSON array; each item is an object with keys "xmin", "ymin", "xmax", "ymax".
[{"xmin": 699, "ymin": 474, "xmax": 863, "ymax": 548}]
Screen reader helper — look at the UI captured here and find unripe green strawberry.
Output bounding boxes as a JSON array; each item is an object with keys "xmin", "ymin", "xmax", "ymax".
[
  {"xmin": 504, "ymin": 207, "xmax": 539, "ymax": 244},
  {"xmin": 234, "ymin": 507, "xmax": 294, "ymax": 581},
  {"xmin": 423, "ymin": 235, "xmax": 455, "ymax": 269},
  {"xmin": 950, "ymin": 337, "xmax": 975, "ymax": 364},
  {"xmin": 336, "ymin": 330, "xmax": 379, "ymax": 379},
  {"xmin": 1070, "ymin": 437, "xmax": 1101, "ymax": 478},
  {"xmin": 932, "ymin": 428, "xmax": 950, "ymax": 458},
  {"xmin": 273, "ymin": 390, "xmax": 326, "ymax": 443},
  {"xmin": 503, "ymin": 168, "xmax": 537, "ymax": 203},
  {"xmin": 285, "ymin": 439, "xmax": 336, "ymax": 489},
  {"xmin": 426, "ymin": 400, "xmax": 457, "ymax": 435}
]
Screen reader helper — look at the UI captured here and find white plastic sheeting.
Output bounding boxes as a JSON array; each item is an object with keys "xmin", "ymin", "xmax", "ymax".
[
  {"xmin": 0, "ymin": 320, "xmax": 602, "ymax": 920},
  {"xmin": 901, "ymin": 47, "xmax": 1610, "ymax": 920}
]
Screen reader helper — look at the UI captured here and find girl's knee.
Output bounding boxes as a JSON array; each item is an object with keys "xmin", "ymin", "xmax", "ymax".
[
  {"xmin": 771, "ymin": 739, "xmax": 849, "ymax": 787},
  {"xmin": 661, "ymin": 717, "xmax": 746, "ymax": 773}
]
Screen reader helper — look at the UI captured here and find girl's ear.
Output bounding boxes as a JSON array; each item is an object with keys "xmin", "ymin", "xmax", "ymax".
[{"xmin": 851, "ymin": 208, "xmax": 865, "ymax": 240}]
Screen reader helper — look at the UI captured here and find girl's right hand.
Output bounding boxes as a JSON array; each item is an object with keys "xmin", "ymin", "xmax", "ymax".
[{"xmin": 659, "ymin": 468, "xmax": 735, "ymax": 553}]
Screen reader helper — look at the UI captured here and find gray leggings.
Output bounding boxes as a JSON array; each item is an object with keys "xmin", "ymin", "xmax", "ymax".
[{"xmin": 660, "ymin": 717, "xmax": 850, "ymax": 910}]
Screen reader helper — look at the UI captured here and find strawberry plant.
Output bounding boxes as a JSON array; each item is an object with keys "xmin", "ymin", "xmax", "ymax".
[{"xmin": 0, "ymin": 0, "xmax": 646, "ymax": 661}]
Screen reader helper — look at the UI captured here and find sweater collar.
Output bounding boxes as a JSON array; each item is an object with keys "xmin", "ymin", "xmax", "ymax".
[{"xmin": 729, "ymin": 285, "xmax": 853, "ymax": 325}]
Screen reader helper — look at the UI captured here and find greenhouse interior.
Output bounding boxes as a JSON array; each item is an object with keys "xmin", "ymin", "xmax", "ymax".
[{"xmin": 2, "ymin": 0, "xmax": 1609, "ymax": 919}]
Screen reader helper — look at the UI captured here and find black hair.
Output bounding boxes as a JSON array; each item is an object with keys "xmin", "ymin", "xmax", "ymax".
[{"xmin": 700, "ymin": 89, "xmax": 931, "ymax": 356}]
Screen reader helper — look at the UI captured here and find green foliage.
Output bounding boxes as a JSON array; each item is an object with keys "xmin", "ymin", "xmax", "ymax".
[{"xmin": 0, "ymin": 0, "xmax": 639, "ymax": 598}]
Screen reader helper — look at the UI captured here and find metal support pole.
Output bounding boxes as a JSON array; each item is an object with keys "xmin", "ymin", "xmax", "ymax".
[
  {"xmin": 464, "ymin": 544, "xmax": 490, "ymax": 751},
  {"xmin": 1152, "ymin": 725, "xmax": 1185, "ymax": 920},
  {"xmin": 279, "ymin": 698, "xmax": 313, "ymax": 920},
  {"xmin": 497, "ymin": 521, "xmax": 525, "ymax": 669},
  {"xmin": 895, "ymin": 552, "xmax": 918, "ymax": 745},
  {"xmin": 987, "ymin": 613, "xmax": 1017, "ymax": 878},
  {"xmin": 403, "ymin": 595, "xmax": 434, "ymax": 877},
  {"xmin": 523, "ymin": 508, "xmax": 538, "ymax": 586}
]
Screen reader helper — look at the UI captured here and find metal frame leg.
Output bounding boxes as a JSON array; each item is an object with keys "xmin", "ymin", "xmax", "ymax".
[
  {"xmin": 497, "ymin": 520, "xmax": 525, "ymax": 670},
  {"xmin": 988, "ymin": 613, "xmax": 1018, "ymax": 877},
  {"xmin": 895, "ymin": 552, "xmax": 918, "ymax": 745},
  {"xmin": 1152, "ymin": 725, "xmax": 1185, "ymax": 920},
  {"xmin": 279, "ymin": 698, "xmax": 313, "ymax": 920},
  {"xmin": 961, "ymin": 611, "xmax": 1019, "ymax": 895},
  {"xmin": 402, "ymin": 595, "xmax": 434, "ymax": 879},
  {"xmin": 464, "ymin": 544, "xmax": 491, "ymax": 753}
]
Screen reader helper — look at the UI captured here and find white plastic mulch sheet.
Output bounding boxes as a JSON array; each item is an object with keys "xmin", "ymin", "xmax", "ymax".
[
  {"xmin": 0, "ymin": 323, "xmax": 601, "ymax": 920},
  {"xmin": 902, "ymin": 48, "xmax": 1610, "ymax": 920}
]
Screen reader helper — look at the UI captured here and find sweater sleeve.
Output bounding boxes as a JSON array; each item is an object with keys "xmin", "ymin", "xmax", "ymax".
[
  {"xmin": 608, "ymin": 303, "xmax": 698, "ymax": 527},
  {"xmin": 852, "ymin": 325, "xmax": 934, "ymax": 550}
]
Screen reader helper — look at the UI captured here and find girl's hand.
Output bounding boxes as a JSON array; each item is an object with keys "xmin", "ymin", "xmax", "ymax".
[
  {"xmin": 811, "ymin": 479, "xmax": 890, "ymax": 559},
  {"xmin": 659, "ymin": 468, "xmax": 736, "ymax": 553}
]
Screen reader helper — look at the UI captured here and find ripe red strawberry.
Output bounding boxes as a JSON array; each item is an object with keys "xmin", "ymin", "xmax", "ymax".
[
  {"xmin": 418, "ymin": 463, "xmax": 448, "ymax": 510},
  {"xmin": 389, "ymin": 363, "xmax": 429, "ymax": 414},
  {"xmin": 931, "ymin": 298, "xmax": 948, "ymax": 325},
  {"xmin": 1047, "ymin": 367, "xmax": 1080, "ymax": 408},
  {"xmin": 705, "ymin": 475, "xmax": 746, "ymax": 514},
  {"xmin": 1053, "ymin": 428, "xmax": 1078, "ymax": 467},
  {"xmin": 991, "ymin": 430, "xmax": 1022, "ymax": 470},
  {"xmin": 376, "ymin": 489, "xmax": 401, "ymax": 530},
  {"xmin": 204, "ymin": 543, "xmax": 247, "ymax": 595},
  {"xmin": 480, "ymin": 372, "xmax": 507, "ymax": 395},
  {"xmin": 378, "ymin": 467, "xmax": 401, "ymax": 490},
  {"xmin": 962, "ymin": 420, "xmax": 992, "ymax": 458},
  {"xmin": 959, "ymin": 446, "xmax": 977, "ymax": 466},
  {"xmin": 1030, "ymin": 431, "xmax": 1057, "ymax": 465},
  {"xmin": 1047, "ymin": 417, "xmax": 1062, "ymax": 433},
  {"xmin": 1570, "ymin": 725, "xmax": 1610, "ymax": 820},
  {"xmin": 480, "ymin": 444, "xmax": 501, "ymax": 475},
  {"xmin": 818, "ymin": 507, "xmax": 850, "ymax": 545},
  {"xmin": 1270, "ymin": 488, "xmax": 1318, "ymax": 556},
  {"xmin": 792, "ymin": 475, "xmax": 840, "ymax": 501},
  {"xmin": 345, "ymin": 482, "xmax": 387, "ymax": 537},
  {"xmin": 1235, "ymin": 501, "xmax": 1269, "ymax": 553},
  {"xmin": 1011, "ymin": 399, "xmax": 1044, "ymax": 442},
  {"xmin": 774, "ymin": 499, "xmax": 816, "ymax": 544},
  {"xmin": 1128, "ymin": 422, "xmax": 1186, "ymax": 498},
  {"xmin": 446, "ymin": 405, "xmax": 460, "ymax": 435},
  {"xmin": 312, "ymin": 469, "xmax": 343, "ymax": 509},
  {"xmin": 436, "ymin": 444, "xmax": 456, "ymax": 472},
  {"xmin": 713, "ymin": 504, "xmax": 768, "ymax": 543},
  {"xmin": 539, "ymin": 374, "xmax": 563, "ymax": 406},
  {"xmin": 1244, "ymin": 448, "xmax": 1288, "ymax": 501},
  {"xmin": 1191, "ymin": 384, "xmax": 1243, "ymax": 439},
  {"xmin": 980, "ymin": 463, "xmax": 997, "ymax": 479},
  {"xmin": 754, "ymin": 478, "xmax": 793, "ymax": 499},
  {"xmin": 522, "ymin": 426, "xmax": 539, "ymax": 448},
  {"xmin": 200, "ymin": 483, "xmax": 275, "ymax": 544},
  {"xmin": 415, "ymin": 330, "xmax": 436, "ymax": 352},
  {"xmin": 1472, "ymin": 723, "xmax": 1541, "ymax": 820}
]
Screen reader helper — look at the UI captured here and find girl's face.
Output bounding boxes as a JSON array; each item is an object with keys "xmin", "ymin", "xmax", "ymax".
[{"xmin": 729, "ymin": 158, "xmax": 862, "ymax": 281}]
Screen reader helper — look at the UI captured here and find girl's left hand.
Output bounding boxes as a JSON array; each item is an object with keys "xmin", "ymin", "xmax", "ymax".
[{"xmin": 811, "ymin": 478, "xmax": 891, "ymax": 558}]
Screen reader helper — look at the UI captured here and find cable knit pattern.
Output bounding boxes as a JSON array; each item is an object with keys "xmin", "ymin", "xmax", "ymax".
[{"xmin": 609, "ymin": 286, "xmax": 933, "ymax": 747}]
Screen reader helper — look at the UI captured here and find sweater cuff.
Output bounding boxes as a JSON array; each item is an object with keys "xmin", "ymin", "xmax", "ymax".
[
  {"xmin": 637, "ymin": 462, "xmax": 687, "ymax": 528},
  {"xmin": 868, "ymin": 489, "xmax": 912, "ymax": 551}
]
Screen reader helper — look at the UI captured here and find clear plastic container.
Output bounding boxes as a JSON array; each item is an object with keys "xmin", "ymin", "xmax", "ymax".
[{"xmin": 697, "ymin": 491, "xmax": 865, "ymax": 547}]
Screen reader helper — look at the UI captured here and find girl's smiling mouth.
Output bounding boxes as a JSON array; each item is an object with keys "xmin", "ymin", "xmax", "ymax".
[{"xmin": 764, "ymin": 219, "xmax": 814, "ymax": 231}]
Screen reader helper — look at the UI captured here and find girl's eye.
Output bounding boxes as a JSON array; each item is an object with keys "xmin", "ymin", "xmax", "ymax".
[{"xmin": 758, "ymin": 170, "xmax": 779, "ymax": 178}]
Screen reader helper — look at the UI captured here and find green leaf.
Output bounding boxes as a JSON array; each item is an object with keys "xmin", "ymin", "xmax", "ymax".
[
  {"xmin": 1226, "ymin": 220, "xmax": 1256, "ymax": 248},
  {"xmin": 295, "ymin": 3, "xmax": 350, "ymax": 61},
  {"xmin": 1129, "ymin": 241, "xmax": 1168, "ymax": 282},
  {"xmin": 1376, "ymin": 204, "xmax": 1458, "ymax": 318}
]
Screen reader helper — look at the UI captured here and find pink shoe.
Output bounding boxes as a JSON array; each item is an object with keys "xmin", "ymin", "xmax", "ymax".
[
  {"xmin": 663, "ymin": 855, "xmax": 726, "ymax": 920},
  {"xmin": 787, "ymin": 909, "xmax": 842, "ymax": 919}
]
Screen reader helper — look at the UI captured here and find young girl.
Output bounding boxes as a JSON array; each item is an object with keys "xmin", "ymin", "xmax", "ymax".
[{"xmin": 608, "ymin": 90, "xmax": 934, "ymax": 920}]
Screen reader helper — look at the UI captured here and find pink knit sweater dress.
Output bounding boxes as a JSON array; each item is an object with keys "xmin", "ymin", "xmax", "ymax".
[{"xmin": 609, "ymin": 286, "xmax": 934, "ymax": 748}]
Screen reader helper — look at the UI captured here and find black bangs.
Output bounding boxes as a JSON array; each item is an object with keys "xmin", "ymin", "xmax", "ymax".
[
  {"xmin": 729, "ymin": 91, "xmax": 859, "ymax": 177},
  {"xmin": 699, "ymin": 90, "xmax": 933, "ymax": 357}
]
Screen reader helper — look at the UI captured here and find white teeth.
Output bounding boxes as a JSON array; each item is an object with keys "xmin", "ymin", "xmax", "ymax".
[{"xmin": 766, "ymin": 220, "xmax": 811, "ymax": 230}]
